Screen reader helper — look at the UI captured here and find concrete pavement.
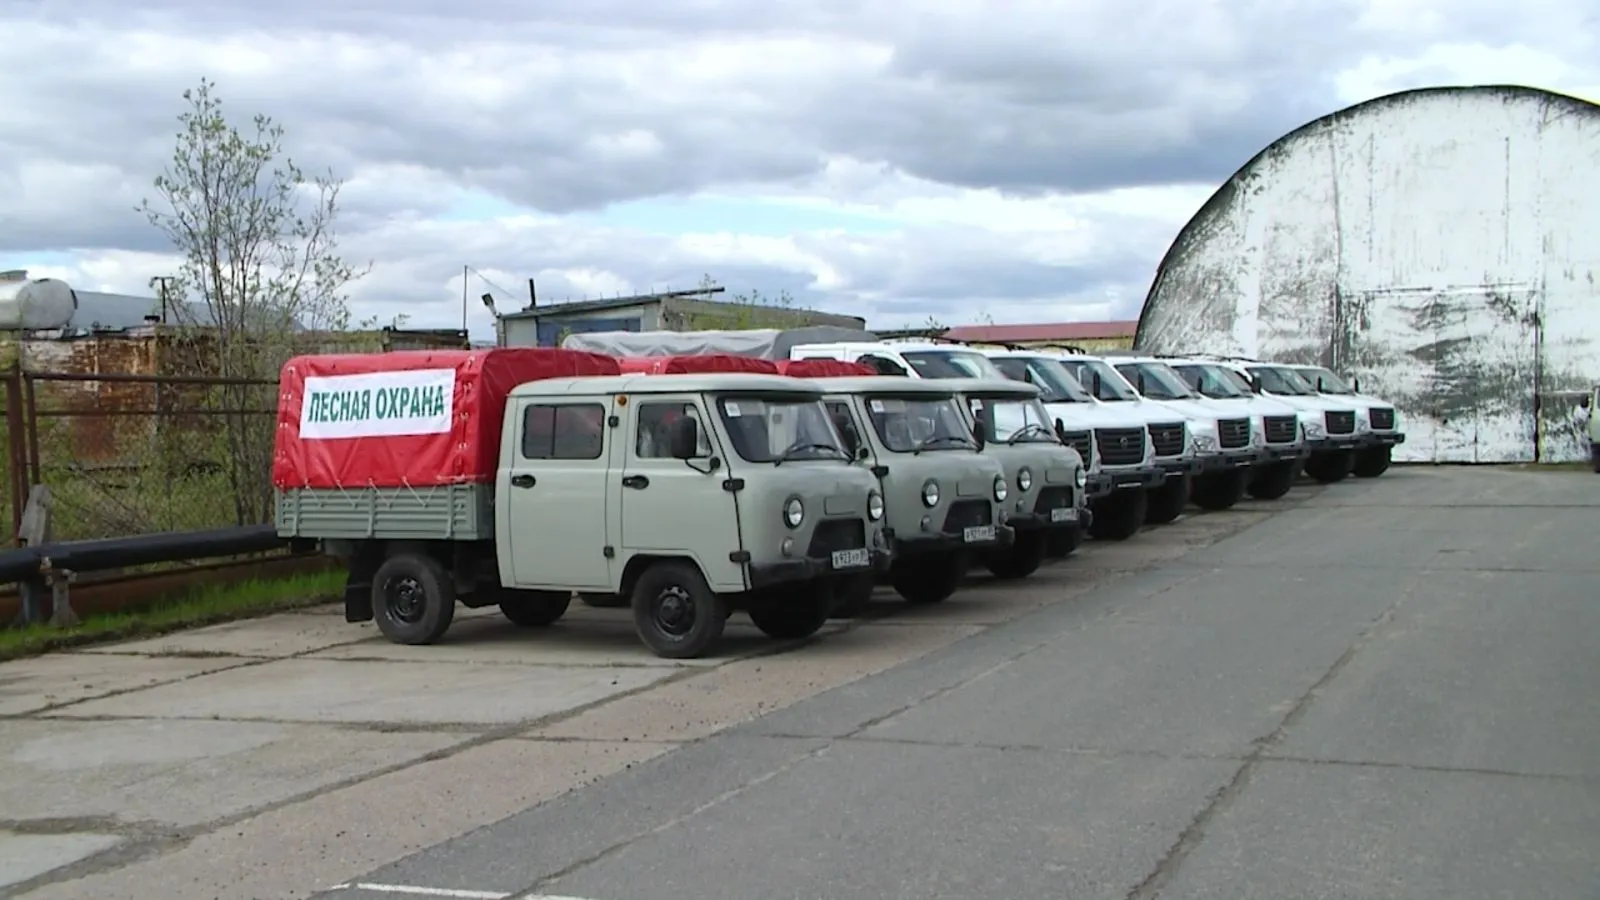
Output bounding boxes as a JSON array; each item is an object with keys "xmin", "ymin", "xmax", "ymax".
[
  {"xmin": 1, "ymin": 479, "xmax": 1281, "ymax": 898},
  {"xmin": 311, "ymin": 467, "xmax": 1600, "ymax": 900}
]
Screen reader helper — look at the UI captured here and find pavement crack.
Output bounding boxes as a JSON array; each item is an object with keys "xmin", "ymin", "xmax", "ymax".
[{"xmin": 1122, "ymin": 585, "xmax": 1405, "ymax": 900}]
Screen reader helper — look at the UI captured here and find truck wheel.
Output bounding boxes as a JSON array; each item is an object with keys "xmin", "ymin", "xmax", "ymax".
[
  {"xmin": 1352, "ymin": 446, "xmax": 1392, "ymax": 478},
  {"xmin": 499, "ymin": 590, "xmax": 571, "ymax": 627},
  {"xmin": 1191, "ymin": 469, "xmax": 1246, "ymax": 511},
  {"xmin": 1089, "ymin": 488, "xmax": 1147, "ymax": 541},
  {"xmin": 371, "ymin": 552, "xmax": 456, "ymax": 645},
  {"xmin": 1247, "ymin": 461, "xmax": 1296, "ymax": 500},
  {"xmin": 890, "ymin": 554, "xmax": 967, "ymax": 605},
  {"xmin": 1144, "ymin": 473, "xmax": 1190, "ymax": 525},
  {"xmin": 1044, "ymin": 525, "xmax": 1082, "ymax": 558},
  {"xmin": 828, "ymin": 573, "xmax": 876, "ymax": 618},
  {"xmin": 747, "ymin": 582, "xmax": 831, "ymax": 639},
  {"xmin": 1306, "ymin": 450, "xmax": 1355, "ymax": 483},
  {"xmin": 1592, "ymin": 444, "xmax": 1600, "ymax": 474},
  {"xmin": 631, "ymin": 562, "xmax": 728, "ymax": 659},
  {"xmin": 986, "ymin": 530, "xmax": 1045, "ymax": 580}
]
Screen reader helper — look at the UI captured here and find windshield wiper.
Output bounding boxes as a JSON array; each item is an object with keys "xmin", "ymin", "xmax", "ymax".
[
  {"xmin": 913, "ymin": 434, "xmax": 975, "ymax": 454},
  {"xmin": 773, "ymin": 442, "xmax": 846, "ymax": 466},
  {"xmin": 1006, "ymin": 423, "xmax": 1053, "ymax": 445}
]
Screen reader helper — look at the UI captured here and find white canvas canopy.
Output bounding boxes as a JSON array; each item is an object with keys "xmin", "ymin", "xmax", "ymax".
[{"xmin": 560, "ymin": 326, "xmax": 878, "ymax": 361}]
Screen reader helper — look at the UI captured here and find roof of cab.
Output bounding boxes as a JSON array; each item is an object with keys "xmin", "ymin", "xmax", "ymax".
[
  {"xmin": 509, "ymin": 372, "xmax": 823, "ymax": 398},
  {"xmin": 807, "ymin": 376, "xmax": 963, "ymax": 396},
  {"xmin": 930, "ymin": 376, "xmax": 1041, "ymax": 398}
]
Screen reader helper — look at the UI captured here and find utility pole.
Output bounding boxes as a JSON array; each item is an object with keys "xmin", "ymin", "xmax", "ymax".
[{"xmin": 149, "ymin": 276, "xmax": 178, "ymax": 324}]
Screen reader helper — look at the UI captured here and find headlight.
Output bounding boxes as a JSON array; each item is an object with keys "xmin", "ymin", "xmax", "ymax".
[
  {"xmin": 866, "ymin": 490, "xmax": 884, "ymax": 521},
  {"xmin": 783, "ymin": 496, "xmax": 804, "ymax": 528},
  {"xmin": 993, "ymin": 474, "xmax": 1008, "ymax": 502},
  {"xmin": 1299, "ymin": 415, "xmax": 1326, "ymax": 440},
  {"xmin": 1073, "ymin": 467, "xmax": 1087, "ymax": 489},
  {"xmin": 1017, "ymin": 467, "xmax": 1033, "ymax": 492},
  {"xmin": 921, "ymin": 479, "xmax": 940, "ymax": 507},
  {"xmin": 1188, "ymin": 419, "xmax": 1218, "ymax": 452},
  {"xmin": 1355, "ymin": 409, "xmax": 1372, "ymax": 432}
]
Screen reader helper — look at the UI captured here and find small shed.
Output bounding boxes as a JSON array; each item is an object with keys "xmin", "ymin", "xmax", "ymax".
[{"xmin": 495, "ymin": 287, "xmax": 867, "ymax": 348}]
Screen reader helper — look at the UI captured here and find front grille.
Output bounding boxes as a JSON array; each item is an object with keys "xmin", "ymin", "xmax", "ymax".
[
  {"xmin": 941, "ymin": 499, "xmax": 993, "ymax": 534},
  {"xmin": 1369, "ymin": 407, "xmax": 1395, "ymax": 430},
  {"xmin": 806, "ymin": 518, "xmax": 865, "ymax": 557},
  {"xmin": 1325, "ymin": 410, "xmax": 1355, "ymax": 435},
  {"xmin": 1060, "ymin": 430, "xmax": 1092, "ymax": 463},
  {"xmin": 1148, "ymin": 422, "xmax": 1186, "ymax": 458},
  {"xmin": 1095, "ymin": 427, "xmax": 1146, "ymax": 466},
  {"xmin": 1218, "ymin": 418, "xmax": 1251, "ymax": 449},
  {"xmin": 1263, "ymin": 415, "xmax": 1298, "ymax": 444},
  {"xmin": 1034, "ymin": 486, "xmax": 1073, "ymax": 514}
]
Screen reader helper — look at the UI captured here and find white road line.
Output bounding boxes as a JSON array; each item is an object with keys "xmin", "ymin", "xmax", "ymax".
[{"xmin": 323, "ymin": 881, "xmax": 599, "ymax": 899}]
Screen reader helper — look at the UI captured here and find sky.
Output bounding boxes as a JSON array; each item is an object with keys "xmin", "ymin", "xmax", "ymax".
[{"xmin": 1, "ymin": 0, "xmax": 1596, "ymax": 342}]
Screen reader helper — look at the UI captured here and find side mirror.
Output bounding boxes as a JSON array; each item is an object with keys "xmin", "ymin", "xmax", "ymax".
[
  {"xmin": 1316, "ymin": 377, "xmax": 1327, "ymax": 392},
  {"xmin": 1023, "ymin": 368, "xmax": 1037, "ymax": 385},
  {"xmin": 1091, "ymin": 373, "xmax": 1103, "ymax": 397},
  {"xmin": 1054, "ymin": 416, "xmax": 1067, "ymax": 442},
  {"xmin": 1351, "ymin": 377, "xmax": 1361, "ymax": 393},
  {"xmin": 667, "ymin": 416, "xmax": 700, "ymax": 460},
  {"xmin": 1249, "ymin": 374, "xmax": 1263, "ymax": 393},
  {"xmin": 1581, "ymin": 395, "xmax": 1592, "ymax": 410},
  {"xmin": 1134, "ymin": 373, "xmax": 1147, "ymax": 395}
]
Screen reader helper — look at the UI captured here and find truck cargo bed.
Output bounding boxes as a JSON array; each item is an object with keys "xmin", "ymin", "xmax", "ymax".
[{"xmin": 275, "ymin": 484, "xmax": 495, "ymax": 541}]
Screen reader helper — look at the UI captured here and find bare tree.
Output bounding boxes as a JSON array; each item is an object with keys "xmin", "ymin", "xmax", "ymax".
[{"xmin": 140, "ymin": 78, "xmax": 371, "ymax": 525}]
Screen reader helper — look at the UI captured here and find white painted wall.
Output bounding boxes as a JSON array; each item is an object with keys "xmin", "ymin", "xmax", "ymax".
[{"xmin": 1137, "ymin": 86, "xmax": 1600, "ymax": 464}]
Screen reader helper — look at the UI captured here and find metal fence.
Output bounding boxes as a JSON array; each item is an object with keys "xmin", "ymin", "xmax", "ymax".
[{"xmin": 3, "ymin": 369, "xmax": 279, "ymax": 542}]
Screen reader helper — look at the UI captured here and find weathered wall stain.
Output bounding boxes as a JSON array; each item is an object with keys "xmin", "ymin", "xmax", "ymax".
[{"xmin": 1134, "ymin": 84, "xmax": 1600, "ymax": 463}]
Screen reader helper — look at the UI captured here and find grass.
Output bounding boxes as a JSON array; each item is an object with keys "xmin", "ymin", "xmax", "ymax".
[{"xmin": 0, "ymin": 569, "xmax": 346, "ymax": 662}]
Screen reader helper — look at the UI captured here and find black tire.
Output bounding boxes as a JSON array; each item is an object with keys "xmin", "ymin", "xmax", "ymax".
[
  {"xmin": 1089, "ymin": 488, "xmax": 1147, "ymax": 541},
  {"xmin": 747, "ymin": 582, "xmax": 831, "ymax": 639},
  {"xmin": 630, "ymin": 561, "xmax": 728, "ymax": 659},
  {"xmin": 1352, "ymin": 446, "xmax": 1392, "ymax": 478},
  {"xmin": 1191, "ymin": 469, "xmax": 1247, "ymax": 511},
  {"xmin": 1044, "ymin": 525, "xmax": 1082, "ymax": 558},
  {"xmin": 1247, "ymin": 461, "xmax": 1296, "ymax": 500},
  {"xmin": 1306, "ymin": 450, "xmax": 1355, "ymax": 484},
  {"xmin": 498, "ymin": 589, "xmax": 571, "ymax": 627},
  {"xmin": 1144, "ymin": 473, "xmax": 1190, "ymax": 525},
  {"xmin": 371, "ymin": 552, "xmax": 456, "ymax": 645},
  {"xmin": 828, "ymin": 572, "xmax": 876, "ymax": 618},
  {"xmin": 986, "ymin": 529, "xmax": 1046, "ymax": 580},
  {"xmin": 889, "ymin": 553, "xmax": 967, "ymax": 605}
]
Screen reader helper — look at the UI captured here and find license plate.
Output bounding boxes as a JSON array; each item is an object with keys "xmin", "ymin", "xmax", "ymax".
[
  {"xmin": 830, "ymin": 548, "xmax": 870, "ymax": 569},
  {"xmin": 962, "ymin": 525, "xmax": 997, "ymax": 543},
  {"xmin": 1050, "ymin": 507, "xmax": 1077, "ymax": 523}
]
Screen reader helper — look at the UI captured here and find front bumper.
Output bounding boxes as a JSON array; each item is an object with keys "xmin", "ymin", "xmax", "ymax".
[
  {"xmin": 1259, "ymin": 442, "xmax": 1310, "ymax": 462},
  {"xmin": 1093, "ymin": 467, "xmax": 1166, "ymax": 497},
  {"xmin": 1358, "ymin": 431, "xmax": 1407, "ymax": 448},
  {"xmin": 1197, "ymin": 448, "xmax": 1261, "ymax": 472},
  {"xmin": 1008, "ymin": 503, "xmax": 1089, "ymax": 533},
  {"xmin": 1312, "ymin": 434, "xmax": 1365, "ymax": 452},
  {"xmin": 892, "ymin": 522, "xmax": 1016, "ymax": 556},
  {"xmin": 1155, "ymin": 456, "xmax": 1202, "ymax": 477},
  {"xmin": 747, "ymin": 547, "xmax": 892, "ymax": 590}
]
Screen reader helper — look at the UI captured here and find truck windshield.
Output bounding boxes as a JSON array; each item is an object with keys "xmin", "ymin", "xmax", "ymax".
[
  {"xmin": 1114, "ymin": 362, "xmax": 1198, "ymax": 400},
  {"xmin": 1301, "ymin": 366, "xmax": 1354, "ymax": 394},
  {"xmin": 966, "ymin": 396, "xmax": 1057, "ymax": 443},
  {"xmin": 715, "ymin": 396, "xmax": 848, "ymax": 464},
  {"xmin": 1172, "ymin": 363, "xmax": 1248, "ymax": 399},
  {"xmin": 990, "ymin": 357, "xmax": 1093, "ymax": 403},
  {"xmin": 1057, "ymin": 359, "xmax": 1140, "ymax": 402},
  {"xmin": 899, "ymin": 350, "xmax": 1004, "ymax": 379},
  {"xmin": 863, "ymin": 395, "xmax": 977, "ymax": 453},
  {"xmin": 1250, "ymin": 365, "xmax": 1315, "ymax": 396}
]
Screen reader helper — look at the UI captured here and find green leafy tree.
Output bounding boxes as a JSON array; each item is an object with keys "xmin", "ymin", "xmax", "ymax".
[{"xmin": 138, "ymin": 78, "xmax": 371, "ymax": 525}]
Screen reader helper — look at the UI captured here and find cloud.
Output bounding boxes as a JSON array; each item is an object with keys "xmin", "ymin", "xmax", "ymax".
[{"xmin": 1, "ymin": 0, "xmax": 1597, "ymax": 339}]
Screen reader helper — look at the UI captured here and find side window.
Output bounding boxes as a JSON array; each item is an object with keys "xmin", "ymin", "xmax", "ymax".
[
  {"xmin": 521, "ymin": 403, "xmax": 605, "ymax": 460},
  {"xmin": 635, "ymin": 401, "xmax": 712, "ymax": 458},
  {"xmin": 825, "ymin": 400, "xmax": 862, "ymax": 453}
]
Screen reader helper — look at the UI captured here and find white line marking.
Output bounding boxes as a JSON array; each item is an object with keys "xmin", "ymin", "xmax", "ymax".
[{"xmin": 345, "ymin": 885, "xmax": 511, "ymax": 899}]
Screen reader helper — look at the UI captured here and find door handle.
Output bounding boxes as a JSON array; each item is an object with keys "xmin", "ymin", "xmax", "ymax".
[
  {"xmin": 622, "ymin": 475, "xmax": 650, "ymax": 489},
  {"xmin": 510, "ymin": 474, "xmax": 536, "ymax": 488}
]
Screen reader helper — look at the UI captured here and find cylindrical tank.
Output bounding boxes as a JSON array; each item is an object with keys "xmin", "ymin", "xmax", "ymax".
[{"xmin": 0, "ymin": 272, "xmax": 78, "ymax": 331}]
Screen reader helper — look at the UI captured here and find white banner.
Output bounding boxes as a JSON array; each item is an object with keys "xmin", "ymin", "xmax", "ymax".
[{"xmin": 299, "ymin": 368, "xmax": 456, "ymax": 439}]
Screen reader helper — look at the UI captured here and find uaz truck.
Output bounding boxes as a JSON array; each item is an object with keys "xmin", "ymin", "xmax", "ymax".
[{"xmin": 273, "ymin": 349, "xmax": 886, "ymax": 660}]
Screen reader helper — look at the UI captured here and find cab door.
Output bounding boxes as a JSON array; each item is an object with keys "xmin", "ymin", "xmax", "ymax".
[
  {"xmin": 618, "ymin": 393, "xmax": 745, "ymax": 591},
  {"xmin": 502, "ymin": 397, "xmax": 615, "ymax": 590}
]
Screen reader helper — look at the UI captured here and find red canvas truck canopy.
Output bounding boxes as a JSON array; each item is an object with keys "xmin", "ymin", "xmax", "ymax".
[
  {"xmin": 273, "ymin": 348, "xmax": 621, "ymax": 488},
  {"xmin": 777, "ymin": 358, "xmax": 876, "ymax": 377},
  {"xmin": 616, "ymin": 354, "xmax": 782, "ymax": 375}
]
